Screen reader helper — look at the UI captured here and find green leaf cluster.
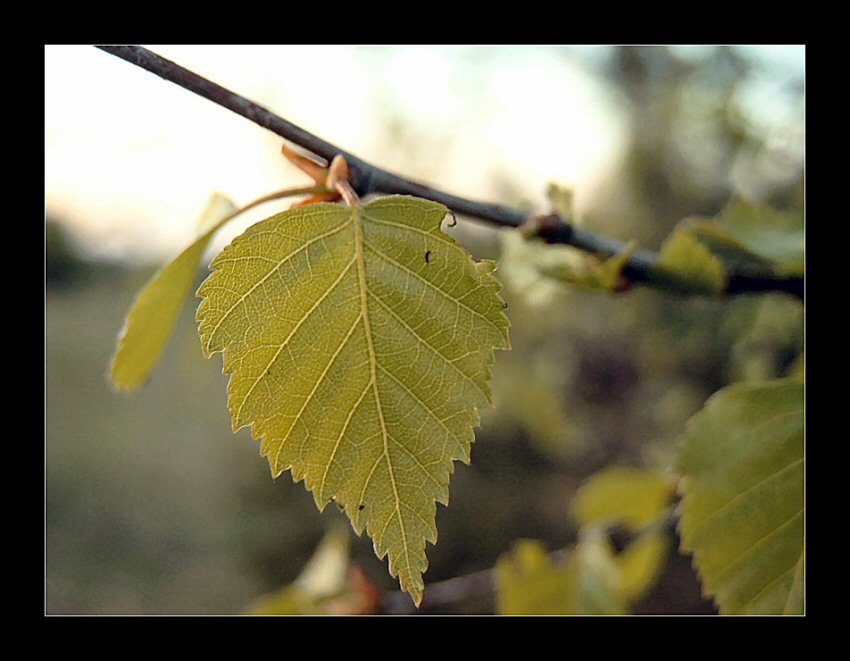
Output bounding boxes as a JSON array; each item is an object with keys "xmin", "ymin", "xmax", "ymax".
[
  {"xmin": 685, "ymin": 198, "xmax": 804, "ymax": 275},
  {"xmin": 507, "ymin": 191, "xmax": 803, "ymax": 298},
  {"xmin": 650, "ymin": 197, "xmax": 804, "ymax": 295},
  {"xmin": 495, "ymin": 466, "xmax": 675, "ymax": 614}
]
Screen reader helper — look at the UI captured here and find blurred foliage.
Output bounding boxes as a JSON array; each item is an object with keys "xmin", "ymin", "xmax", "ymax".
[
  {"xmin": 494, "ymin": 466, "xmax": 675, "ymax": 615},
  {"xmin": 495, "ymin": 535, "xmax": 627, "ymax": 615},
  {"xmin": 45, "ymin": 45, "xmax": 803, "ymax": 614},
  {"xmin": 685, "ymin": 197, "xmax": 804, "ymax": 275},
  {"xmin": 245, "ymin": 526, "xmax": 381, "ymax": 615},
  {"xmin": 572, "ymin": 46, "xmax": 803, "ymax": 251},
  {"xmin": 570, "ymin": 466, "xmax": 676, "ymax": 530},
  {"xmin": 650, "ymin": 228, "xmax": 727, "ymax": 295}
]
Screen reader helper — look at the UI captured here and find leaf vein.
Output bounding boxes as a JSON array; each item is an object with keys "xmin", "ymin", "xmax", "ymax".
[
  {"xmin": 377, "ymin": 363, "xmax": 465, "ymax": 456},
  {"xmin": 689, "ymin": 457, "xmax": 803, "ymax": 537},
  {"xmin": 368, "ymin": 290, "xmax": 488, "ymax": 401},
  {"xmin": 353, "ymin": 209, "xmax": 412, "ymax": 585},
  {"xmin": 204, "ymin": 219, "xmax": 352, "ymax": 352},
  {"xmin": 272, "ymin": 310, "xmax": 364, "ymax": 471},
  {"xmin": 363, "ymin": 239, "xmax": 504, "ymax": 336},
  {"xmin": 737, "ymin": 558, "xmax": 801, "ymax": 613},
  {"xmin": 317, "ymin": 374, "xmax": 372, "ymax": 502},
  {"xmin": 709, "ymin": 509, "xmax": 803, "ymax": 585},
  {"xmin": 233, "ymin": 257, "xmax": 356, "ymax": 428}
]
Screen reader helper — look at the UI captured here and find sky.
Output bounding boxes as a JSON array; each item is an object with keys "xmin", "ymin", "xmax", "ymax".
[{"xmin": 45, "ymin": 45, "xmax": 803, "ymax": 264}]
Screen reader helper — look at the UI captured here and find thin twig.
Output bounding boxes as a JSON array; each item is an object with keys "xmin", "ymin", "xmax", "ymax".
[
  {"xmin": 94, "ymin": 45, "xmax": 803, "ymax": 301},
  {"xmin": 381, "ymin": 565, "xmax": 496, "ymax": 615}
]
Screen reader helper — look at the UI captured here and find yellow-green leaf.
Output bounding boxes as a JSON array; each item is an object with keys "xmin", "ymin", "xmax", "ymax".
[
  {"xmin": 784, "ymin": 551, "xmax": 804, "ymax": 615},
  {"xmin": 571, "ymin": 466, "xmax": 676, "ymax": 530},
  {"xmin": 571, "ymin": 467, "xmax": 674, "ymax": 604},
  {"xmin": 617, "ymin": 529, "xmax": 669, "ymax": 602},
  {"xmin": 651, "ymin": 228, "xmax": 727, "ymax": 295},
  {"xmin": 686, "ymin": 198, "xmax": 804, "ymax": 275},
  {"xmin": 196, "ymin": 195, "xmax": 510, "ymax": 605},
  {"xmin": 677, "ymin": 378, "xmax": 804, "ymax": 614},
  {"xmin": 110, "ymin": 193, "xmax": 237, "ymax": 390},
  {"xmin": 495, "ymin": 534, "xmax": 626, "ymax": 615},
  {"xmin": 540, "ymin": 241, "xmax": 637, "ymax": 293}
]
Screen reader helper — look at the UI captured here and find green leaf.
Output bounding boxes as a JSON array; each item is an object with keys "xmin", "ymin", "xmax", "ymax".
[
  {"xmin": 196, "ymin": 195, "xmax": 510, "ymax": 605},
  {"xmin": 495, "ymin": 534, "xmax": 626, "ymax": 615},
  {"xmin": 540, "ymin": 241, "xmax": 637, "ymax": 293},
  {"xmin": 571, "ymin": 466, "xmax": 676, "ymax": 530},
  {"xmin": 651, "ymin": 228, "xmax": 727, "ymax": 295},
  {"xmin": 677, "ymin": 378, "xmax": 804, "ymax": 614},
  {"xmin": 617, "ymin": 529, "xmax": 669, "ymax": 602},
  {"xmin": 784, "ymin": 551, "xmax": 805, "ymax": 614},
  {"xmin": 686, "ymin": 197, "xmax": 804, "ymax": 275},
  {"xmin": 571, "ymin": 466, "xmax": 675, "ymax": 604},
  {"xmin": 110, "ymin": 193, "xmax": 237, "ymax": 390}
]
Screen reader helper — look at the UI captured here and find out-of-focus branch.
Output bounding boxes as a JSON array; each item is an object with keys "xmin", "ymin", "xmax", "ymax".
[
  {"xmin": 380, "ymin": 564, "xmax": 497, "ymax": 615},
  {"xmin": 95, "ymin": 45, "xmax": 804, "ymax": 301}
]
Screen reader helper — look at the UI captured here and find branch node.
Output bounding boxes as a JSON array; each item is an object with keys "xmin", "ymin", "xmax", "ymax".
[{"xmin": 520, "ymin": 213, "xmax": 574, "ymax": 244}]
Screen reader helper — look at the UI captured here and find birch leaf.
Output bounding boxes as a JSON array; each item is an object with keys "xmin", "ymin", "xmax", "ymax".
[
  {"xmin": 110, "ymin": 193, "xmax": 237, "ymax": 390},
  {"xmin": 571, "ymin": 467, "xmax": 675, "ymax": 604},
  {"xmin": 196, "ymin": 195, "xmax": 510, "ymax": 604},
  {"xmin": 677, "ymin": 378, "xmax": 804, "ymax": 614},
  {"xmin": 539, "ymin": 241, "xmax": 637, "ymax": 292},
  {"xmin": 686, "ymin": 198, "xmax": 804, "ymax": 275},
  {"xmin": 651, "ymin": 228, "xmax": 727, "ymax": 296}
]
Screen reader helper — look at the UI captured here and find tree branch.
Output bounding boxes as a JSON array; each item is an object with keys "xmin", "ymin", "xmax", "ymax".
[{"xmin": 94, "ymin": 45, "xmax": 803, "ymax": 301}]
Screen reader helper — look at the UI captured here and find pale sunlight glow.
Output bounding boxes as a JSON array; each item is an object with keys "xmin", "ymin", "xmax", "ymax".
[{"xmin": 45, "ymin": 45, "xmax": 624, "ymax": 262}]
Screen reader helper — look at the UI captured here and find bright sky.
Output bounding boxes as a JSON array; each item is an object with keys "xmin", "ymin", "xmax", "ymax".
[
  {"xmin": 45, "ymin": 45, "xmax": 803, "ymax": 264},
  {"xmin": 45, "ymin": 45, "xmax": 629, "ymax": 263}
]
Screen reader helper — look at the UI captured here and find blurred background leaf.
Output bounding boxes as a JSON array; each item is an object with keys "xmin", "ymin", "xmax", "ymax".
[
  {"xmin": 677, "ymin": 379, "xmax": 804, "ymax": 614},
  {"xmin": 651, "ymin": 228, "xmax": 727, "ymax": 295},
  {"xmin": 495, "ymin": 535, "xmax": 626, "ymax": 615},
  {"xmin": 570, "ymin": 466, "xmax": 676, "ymax": 530},
  {"xmin": 110, "ymin": 193, "xmax": 236, "ymax": 390},
  {"xmin": 686, "ymin": 197, "xmax": 804, "ymax": 274},
  {"xmin": 244, "ymin": 525, "xmax": 382, "ymax": 615}
]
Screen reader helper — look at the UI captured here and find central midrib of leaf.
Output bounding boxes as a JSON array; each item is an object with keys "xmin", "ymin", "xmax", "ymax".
[{"xmin": 350, "ymin": 206, "xmax": 413, "ymax": 584}]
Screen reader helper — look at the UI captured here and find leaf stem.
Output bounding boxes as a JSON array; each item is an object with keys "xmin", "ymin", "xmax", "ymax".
[
  {"xmin": 220, "ymin": 184, "xmax": 328, "ymax": 226},
  {"xmin": 94, "ymin": 45, "xmax": 803, "ymax": 301}
]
